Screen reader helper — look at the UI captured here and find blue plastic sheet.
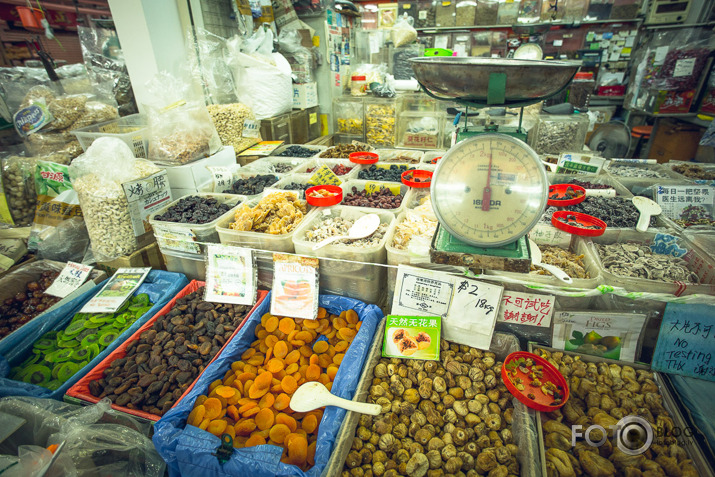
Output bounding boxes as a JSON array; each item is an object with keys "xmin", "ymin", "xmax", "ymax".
[
  {"xmin": 668, "ymin": 375, "xmax": 715, "ymax": 456},
  {"xmin": 153, "ymin": 293, "xmax": 383, "ymax": 477},
  {"xmin": 0, "ymin": 270, "xmax": 189, "ymax": 400}
]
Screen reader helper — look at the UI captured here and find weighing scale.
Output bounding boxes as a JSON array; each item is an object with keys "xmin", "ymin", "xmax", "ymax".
[{"xmin": 408, "ymin": 57, "xmax": 582, "ymax": 272}]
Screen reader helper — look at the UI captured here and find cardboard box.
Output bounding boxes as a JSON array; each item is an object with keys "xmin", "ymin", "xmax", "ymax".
[
  {"xmin": 96, "ymin": 241, "xmax": 165, "ymax": 276},
  {"xmin": 163, "ymin": 146, "xmax": 236, "ymax": 193},
  {"xmin": 641, "ymin": 89, "xmax": 696, "ymax": 115},
  {"xmin": 292, "ymin": 82, "xmax": 318, "ymax": 109}
]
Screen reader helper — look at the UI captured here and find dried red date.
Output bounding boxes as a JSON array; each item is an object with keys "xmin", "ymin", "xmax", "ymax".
[
  {"xmin": 343, "ymin": 186, "xmax": 403, "ymax": 209},
  {"xmin": 0, "ymin": 271, "xmax": 60, "ymax": 339}
]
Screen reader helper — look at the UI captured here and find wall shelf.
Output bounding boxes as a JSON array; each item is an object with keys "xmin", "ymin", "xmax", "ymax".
[{"xmin": 416, "ymin": 18, "xmax": 642, "ymax": 32}]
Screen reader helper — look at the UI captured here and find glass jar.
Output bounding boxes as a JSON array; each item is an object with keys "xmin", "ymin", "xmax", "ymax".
[
  {"xmin": 568, "ymin": 72, "xmax": 595, "ymax": 109},
  {"xmin": 586, "ymin": 0, "xmax": 613, "ymax": 20},
  {"xmin": 562, "ymin": 0, "xmax": 588, "ymax": 22},
  {"xmin": 497, "ymin": 0, "xmax": 520, "ymax": 24},
  {"xmin": 435, "ymin": 0, "xmax": 456, "ymax": 26},
  {"xmin": 351, "ymin": 75, "xmax": 368, "ymax": 96},
  {"xmin": 518, "ymin": 0, "xmax": 541, "ymax": 22},
  {"xmin": 415, "ymin": 0, "xmax": 437, "ymax": 27},
  {"xmin": 455, "ymin": 0, "xmax": 477, "ymax": 26},
  {"xmin": 476, "ymin": 0, "xmax": 500, "ymax": 25}
]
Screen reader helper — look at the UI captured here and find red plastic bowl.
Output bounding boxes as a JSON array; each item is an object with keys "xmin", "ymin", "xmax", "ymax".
[
  {"xmin": 430, "ymin": 156, "xmax": 442, "ymax": 164},
  {"xmin": 349, "ymin": 151, "xmax": 379, "ymax": 164},
  {"xmin": 551, "ymin": 211, "xmax": 607, "ymax": 236},
  {"xmin": 401, "ymin": 169, "xmax": 433, "ymax": 188},
  {"xmin": 502, "ymin": 351, "xmax": 569, "ymax": 412},
  {"xmin": 306, "ymin": 185, "xmax": 343, "ymax": 206},
  {"xmin": 548, "ymin": 184, "xmax": 586, "ymax": 207}
]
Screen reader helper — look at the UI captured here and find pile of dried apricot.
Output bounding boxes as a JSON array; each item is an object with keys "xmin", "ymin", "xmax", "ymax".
[{"xmin": 186, "ymin": 307, "xmax": 362, "ymax": 470}]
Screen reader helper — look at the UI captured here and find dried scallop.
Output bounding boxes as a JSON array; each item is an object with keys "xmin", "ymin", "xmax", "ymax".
[{"xmin": 229, "ymin": 192, "xmax": 307, "ymax": 234}]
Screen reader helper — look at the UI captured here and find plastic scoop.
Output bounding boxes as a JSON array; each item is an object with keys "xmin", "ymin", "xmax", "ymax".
[
  {"xmin": 632, "ymin": 196, "xmax": 662, "ymax": 232},
  {"xmin": 311, "ymin": 214, "xmax": 381, "ymax": 251},
  {"xmin": 290, "ymin": 381, "xmax": 382, "ymax": 415},
  {"xmin": 529, "ymin": 239, "xmax": 573, "ymax": 284}
]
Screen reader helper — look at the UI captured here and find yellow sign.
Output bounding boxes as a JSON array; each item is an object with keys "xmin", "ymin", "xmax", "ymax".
[
  {"xmin": 308, "ymin": 164, "xmax": 342, "ymax": 186},
  {"xmin": 309, "ymin": 113, "xmax": 318, "ymax": 125}
]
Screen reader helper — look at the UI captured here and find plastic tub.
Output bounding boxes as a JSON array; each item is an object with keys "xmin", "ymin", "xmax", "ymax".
[
  {"xmin": 265, "ymin": 173, "xmax": 313, "ymax": 198},
  {"xmin": 243, "ymin": 156, "xmax": 306, "ymax": 175},
  {"xmin": 340, "ymin": 179, "xmax": 412, "ymax": 216},
  {"xmin": 605, "ymin": 162, "xmax": 686, "ymax": 197},
  {"xmin": 373, "ymin": 148, "xmax": 424, "ymax": 163},
  {"xmin": 292, "ymin": 206, "xmax": 396, "ymax": 303},
  {"xmin": 225, "ymin": 171, "xmax": 282, "ymax": 200},
  {"xmin": 148, "ymin": 193, "xmax": 246, "ymax": 254},
  {"xmin": 162, "ymin": 249, "xmax": 206, "ymax": 281},
  {"xmin": 667, "ymin": 161, "xmax": 715, "ymax": 183},
  {"xmin": 422, "ymin": 150, "xmax": 447, "ymax": 164},
  {"xmin": 293, "ymin": 158, "xmax": 360, "ymax": 179},
  {"xmin": 216, "ymin": 192, "xmax": 316, "ymax": 253},
  {"xmin": 270, "ymin": 143, "xmax": 327, "ymax": 159},
  {"xmin": 584, "ymin": 230, "xmax": 715, "ymax": 296},
  {"xmin": 71, "ymin": 113, "xmax": 149, "ymax": 158}
]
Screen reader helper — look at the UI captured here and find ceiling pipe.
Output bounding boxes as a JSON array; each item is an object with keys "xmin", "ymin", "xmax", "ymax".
[{"xmin": 0, "ymin": 0, "xmax": 110, "ymax": 16}]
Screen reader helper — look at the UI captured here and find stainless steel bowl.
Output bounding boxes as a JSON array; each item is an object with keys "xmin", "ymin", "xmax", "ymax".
[{"xmin": 409, "ymin": 57, "xmax": 582, "ymax": 105}]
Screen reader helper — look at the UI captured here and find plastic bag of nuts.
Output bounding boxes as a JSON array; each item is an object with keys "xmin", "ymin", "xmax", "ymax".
[
  {"xmin": 207, "ymin": 103, "xmax": 262, "ymax": 155},
  {"xmin": 1, "ymin": 154, "xmax": 39, "ymax": 227}
]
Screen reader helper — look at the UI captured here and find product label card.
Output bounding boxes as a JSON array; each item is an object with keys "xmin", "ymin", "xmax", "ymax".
[
  {"xmin": 365, "ymin": 182, "xmax": 401, "ymax": 195},
  {"xmin": 81, "ymin": 267, "xmax": 151, "ymax": 313},
  {"xmin": 204, "ymin": 244, "xmax": 256, "ymax": 305},
  {"xmin": 243, "ymin": 119, "xmax": 261, "ymax": 138},
  {"xmin": 552, "ymin": 311, "xmax": 647, "ymax": 362},
  {"xmin": 556, "ymin": 153, "xmax": 606, "ymax": 174},
  {"xmin": 45, "ymin": 261, "xmax": 94, "ymax": 298},
  {"xmin": 13, "ymin": 101, "xmax": 53, "ymax": 137},
  {"xmin": 383, "ymin": 315, "xmax": 441, "ymax": 361},
  {"xmin": 152, "ymin": 225, "xmax": 201, "ymax": 254},
  {"xmin": 238, "ymin": 141, "xmax": 285, "ymax": 157},
  {"xmin": 655, "ymin": 185, "xmax": 714, "ymax": 226},
  {"xmin": 123, "ymin": 171, "xmax": 172, "ymax": 237},
  {"xmin": 529, "ymin": 223, "xmax": 572, "ymax": 248},
  {"xmin": 673, "ymin": 57, "xmax": 696, "ymax": 78},
  {"xmin": 308, "ymin": 164, "xmax": 342, "ymax": 186},
  {"xmin": 270, "ymin": 254, "xmax": 319, "ymax": 320},
  {"xmin": 497, "ymin": 290, "xmax": 554, "ymax": 327},
  {"xmin": 392, "ymin": 266, "xmax": 454, "ymax": 317},
  {"xmin": 208, "ymin": 165, "xmax": 239, "ymax": 193}
]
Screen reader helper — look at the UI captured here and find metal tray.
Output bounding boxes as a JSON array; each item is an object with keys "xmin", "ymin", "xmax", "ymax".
[
  {"xmin": 322, "ymin": 325, "xmax": 541, "ymax": 477},
  {"xmin": 529, "ymin": 344, "xmax": 714, "ymax": 477}
]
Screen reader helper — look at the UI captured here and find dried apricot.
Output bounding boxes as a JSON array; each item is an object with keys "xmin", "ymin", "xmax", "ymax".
[
  {"xmin": 307, "ymin": 441, "xmax": 317, "ymax": 466},
  {"xmin": 245, "ymin": 433, "xmax": 266, "ymax": 447},
  {"xmin": 215, "ymin": 386, "xmax": 237, "ymax": 399},
  {"xmin": 333, "ymin": 353, "xmax": 344, "ymax": 365},
  {"xmin": 227, "ymin": 405, "xmax": 240, "ymax": 421},
  {"xmin": 243, "ymin": 407, "xmax": 261, "ymax": 418},
  {"xmin": 274, "ymin": 393, "xmax": 291, "ymax": 411},
  {"xmin": 345, "ymin": 309, "xmax": 359, "ymax": 324},
  {"xmin": 318, "ymin": 354, "xmax": 332, "ymax": 368},
  {"xmin": 317, "ymin": 308, "xmax": 327, "ymax": 319},
  {"xmin": 238, "ymin": 402, "xmax": 257, "ymax": 414},
  {"xmin": 209, "ymin": 379, "xmax": 223, "ymax": 393},
  {"xmin": 306, "ymin": 364, "xmax": 320, "ymax": 381},
  {"xmin": 309, "ymin": 354, "xmax": 319, "ymax": 366},
  {"xmin": 327, "ymin": 366, "xmax": 338, "ymax": 380},
  {"xmin": 195, "ymin": 395, "xmax": 208, "ymax": 407},
  {"xmin": 299, "ymin": 345, "xmax": 312, "ymax": 357},
  {"xmin": 285, "ymin": 363, "xmax": 299, "ymax": 374},
  {"xmin": 295, "ymin": 331, "xmax": 312, "ymax": 342},
  {"xmin": 255, "ymin": 408, "xmax": 275, "ymax": 430},
  {"xmin": 266, "ymin": 358, "xmax": 284, "ymax": 374},
  {"xmin": 259, "ymin": 393, "xmax": 275, "ymax": 409},
  {"xmin": 265, "ymin": 335, "xmax": 279, "ymax": 348},
  {"xmin": 269, "ymin": 423, "xmax": 291, "ymax": 444},
  {"xmin": 334, "ymin": 340, "xmax": 349, "ymax": 352},
  {"xmin": 285, "ymin": 350, "xmax": 301, "ymax": 364},
  {"xmin": 302, "ymin": 414, "xmax": 318, "ymax": 434},
  {"xmin": 338, "ymin": 327, "xmax": 356, "ymax": 341},
  {"xmin": 248, "ymin": 383, "xmax": 269, "ymax": 400},
  {"xmin": 279, "ymin": 318, "xmax": 295, "ymax": 334},
  {"xmin": 265, "ymin": 315, "xmax": 279, "ymax": 333},
  {"xmin": 261, "ymin": 313, "xmax": 272, "ymax": 326},
  {"xmin": 225, "ymin": 424, "xmax": 236, "ymax": 439},
  {"xmin": 207, "ymin": 419, "xmax": 228, "ymax": 436},
  {"xmin": 241, "ymin": 348, "xmax": 256, "ymax": 360},
  {"xmin": 235, "ymin": 419, "xmax": 257, "ymax": 436},
  {"xmin": 231, "ymin": 362, "xmax": 243, "ymax": 372},
  {"xmin": 199, "ymin": 418, "xmax": 210, "ymax": 431},
  {"xmin": 188, "ymin": 404, "xmax": 206, "ymax": 427},
  {"xmin": 204, "ymin": 398, "xmax": 223, "ymax": 420},
  {"xmin": 286, "ymin": 433, "xmax": 308, "ymax": 466},
  {"xmin": 274, "ymin": 341, "xmax": 288, "ymax": 359},
  {"xmin": 276, "ymin": 413, "xmax": 298, "ymax": 432},
  {"xmin": 281, "ymin": 375, "xmax": 298, "ymax": 394},
  {"xmin": 304, "ymin": 320, "xmax": 319, "ymax": 329},
  {"xmin": 312, "ymin": 340, "xmax": 329, "ymax": 354},
  {"xmin": 319, "ymin": 373, "xmax": 330, "ymax": 385}
]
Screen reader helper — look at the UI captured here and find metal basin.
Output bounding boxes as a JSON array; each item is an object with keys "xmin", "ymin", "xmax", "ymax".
[{"xmin": 409, "ymin": 57, "xmax": 582, "ymax": 106}]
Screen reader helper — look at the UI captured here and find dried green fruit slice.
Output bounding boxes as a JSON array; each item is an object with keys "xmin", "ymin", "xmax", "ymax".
[
  {"xmin": 80, "ymin": 334, "xmax": 99, "ymax": 348},
  {"xmin": 89, "ymin": 314, "xmax": 111, "ymax": 324},
  {"xmin": 55, "ymin": 362, "xmax": 78, "ymax": 383},
  {"xmin": 71, "ymin": 347, "xmax": 91, "ymax": 361},
  {"xmin": 34, "ymin": 338, "xmax": 55, "ymax": 350},
  {"xmin": 82, "ymin": 320, "xmax": 103, "ymax": 329},
  {"xmin": 98, "ymin": 331, "xmax": 118, "ymax": 347},
  {"xmin": 63, "ymin": 320, "xmax": 87, "ymax": 336},
  {"xmin": 45, "ymin": 380, "xmax": 62, "ymax": 390},
  {"xmin": 20, "ymin": 354, "xmax": 43, "ymax": 367},
  {"xmin": 57, "ymin": 339, "xmax": 80, "ymax": 348},
  {"xmin": 85, "ymin": 343, "xmax": 100, "ymax": 360},
  {"xmin": 21, "ymin": 365, "xmax": 51, "ymax": 385},
  {"xmin": 43, "ymin": 331, "xmax": 59, "ymax": 340},
  {"xmin": 45, "ymin": 348, "xmax": 73, "ymax": 363}
]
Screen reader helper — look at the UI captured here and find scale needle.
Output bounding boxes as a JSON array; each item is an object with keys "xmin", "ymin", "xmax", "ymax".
[{"xmin": 482, "ymin": 152, "xmax": 492, "ymax": 211}]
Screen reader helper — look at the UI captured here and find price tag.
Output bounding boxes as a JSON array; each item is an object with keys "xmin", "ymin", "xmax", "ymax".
[
  {"xmin": 45, "ymin": 262, "xmax": 93, "ymax": 299},
  {"xmin": 553, "ymin": 39, "xmax": 563, "ymax": 47},
  {"xmin": 652, "ymin": 303, "xmax": 715, "ymax": 381},
  {"xmin": 673, "ymin": 58, "xmax": 696, "ymax": 78},
  {"xmin": 655, "ymin": 185, "xmax": 714, "ymax": 223},
  {"xmin": 153, "ymin": 225, "xmax": 201, "ymax": 254},
  {"xmin": 365, "ymin": 182, "xmax": 401, "ymax": 195},
  {"xmin": 497, "ymin": 290, "xmax": 554, "ymax": 327},
  {"xmin": 81, "ymin": 268, "xmax": 151, "ymax": 314},
  {"xmin": 271, "ymin": 254, "xmax": 319, "ymax": 320},
  {"xmin": 552, "ymin": 311, "xmax": 646, "ymax": 362},
  {"xmin": 204, "ymin": 244, "xmax": 256, "ymax": 305},
  {"xmin": 418, "ymin": 10, "xmax": 427, "ymax": 19},
  {"xmin": 208, "ymin": 166, "xmax": 238, "ymax": 192},
  {"xmin": 391, "ymin": 266, "xmax": 455, "ymax": 317},
  {"xmin": 447, "ymin": 277, "xmax": 503, "ymax": 349},
  {"xmin": 383, "ymin": 315, "xmax": 441, "ymax": 361},
  {"xmin": 556, "ymin": 153, "xmax": 605, "ymax": 174},
  {"xmin": 308, "ymin": 164, "xmax": 342, "ymax": 186},
  {"xmin": 654, "ymin": 45, "xmax": 669, "ymax": 65},
  {"xmin": 309, "ymin": 113, "xmax": 318, "ymax": 125},
  {"xmin": 243, "ymin": 119, "xmax": 260, "ymax": 138},
  {"xmin": 404, "ymin": 133, "xmax": 439, "ymax": 148},
  {"xmin": 529, "ymin": 223, "xmax": 572, "ymax": 248},
  {"xmin": 123, "ymin": 171, "xmax": 172, "ymax": 237}
]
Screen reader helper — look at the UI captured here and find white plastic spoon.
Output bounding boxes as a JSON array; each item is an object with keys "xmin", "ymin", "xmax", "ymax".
[
  {"xmin": 632, "ymin": 196, "xmax": 662, "ymax": 233},
  {"xmin": 311, "ymin": 214, "xmax": 381, "ymax": 251},
  {"xmin": 290, "ymin": 381, "xmax": 382, "ymax": 415},
  {"xmin": 529, "ymin": 239, "xmax": 573, "ymax": 285}
]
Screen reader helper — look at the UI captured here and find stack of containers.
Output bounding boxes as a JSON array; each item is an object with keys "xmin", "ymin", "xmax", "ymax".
[{"xmin": 149, "ymin": 193, "xmax": 247, "ymax": 280}]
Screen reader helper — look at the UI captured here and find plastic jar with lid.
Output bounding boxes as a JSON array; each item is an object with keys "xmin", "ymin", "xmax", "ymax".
[
  {"xmin": 568, "ymin": 72, "xmax": 595, "ymax": 109},
  {"xmin": 351, "ymin": 75, "xmax": 368, "ymax": 96}
]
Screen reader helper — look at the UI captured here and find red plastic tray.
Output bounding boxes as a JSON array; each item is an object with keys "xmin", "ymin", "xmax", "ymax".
[
  {"xmin": 66, "ymin": 281, "xmax": 267, "ymax": 422},
  {"xmin": 349, "ymin": 151, "xmax": 378, "ymax": 164},
  {"xmin": 547, "ymin": 184, "xmax": 585, "ymax": 207},
  {"xmin": 430, "ymin": 156, "xmax": 442, "ymax": 164},
  {"xmin": 551, "ymin": 210, "xmax": 607, "ymax": 237},
  {"xmin": 501, "ymin": 351, "xmax": 569, "ymax": 412},
  {"xmin": 401, "ymin": 169, "xmax": 433, "ymax": 188},
  {"xmin": 306, "ymin": 185, "xmax": 343, "ymax": 207}
]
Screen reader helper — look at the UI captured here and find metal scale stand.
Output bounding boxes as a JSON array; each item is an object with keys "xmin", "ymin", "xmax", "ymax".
[{"xmin": 408, "ymin": 57, "xmax": 581, "ymax": 273}]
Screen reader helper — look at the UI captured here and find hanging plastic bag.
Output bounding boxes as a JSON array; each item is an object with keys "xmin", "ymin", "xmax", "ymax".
[
  {"xmin": 206, "ymin": 103, "xmax": 262, "ymax": 155},
  {"xmin": 187, "ymin": 28, "xmax": 239, "ymax": 105},
  {"xmin": 144, "ymin": 72, "xmax": 222, "ymax": 165},
  {"xmin": 1, "ymin": 149, "xmax": 38, "ymax": 227},
  {"xmin": 277, "ymin": 28, "xmax": 315, "ymax": 84},
  {"xmin": 392, "ymin": 13, "xmax": 417, "ymax": 48},
  {"xmin": 226, "ymin": 28, "xmax": 293, "ymax": 120}
]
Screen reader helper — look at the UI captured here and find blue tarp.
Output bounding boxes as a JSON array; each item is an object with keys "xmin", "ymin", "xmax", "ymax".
[
  {"xmin": 153, "ymin": 293, "xmax": 383, "ymax": 477},
  {"xmin": 0, "ymin": 270, "xmax": 189, "ymax": 400}
]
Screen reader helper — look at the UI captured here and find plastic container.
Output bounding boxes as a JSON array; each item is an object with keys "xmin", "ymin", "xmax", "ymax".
[
  {"xmin": 422, "ymin": 150, "xmax": 447, "ymax": 164},
  {"xmin": 292, "ymin": 206, "xmax": 396, "ymax": 303},
  {"xmin": 398, "ymin": 92, "xmax": 438, "ymax": 113},
  {"xmin": 340, "ymin": 179, "xmax": 412, "ymax": 216},
  {"xmin": 348, "ymin": 152, "xmax": 379, "ymax": 165},
  {"xmin": 305, "ymin": 106, "xmax": 321, "ymax": 141},
  {"xmin": 350, "ymin": 75, "xmax": 368, "ymax": 96},
  {"xmin": 584, "ymin": 230, "xmax": 715, "ymax": 296},
  {"xmin": 604, "ymin": 163, "xmax": 686, "ymax": 198},
  {"xmin": 216, "ymin": 192, "xmax": 316, "ymax": 253},
  {"xmin": 455, "ymin": 0, "xmax": 477, "ymax": 25},
  {"xmin": 365, "ymin": 98, "xmax": 398, "ymax": 147},
  {"xmin": 548, "ymin": 183, "xmax": 586, "ymax": 206},
  {"xmin": 435, "ymin": 0, "xmax": 456, "ymax": 26},
  {"xmin": 568, "ymin": 72, "xmax": 595, "ymax": 109},
  {"xmin": 586, "ymin": 0, "xmax": 613, "ymax": 19},
  {"xmin": 528, "ymin": 114, "xmax": 589, "ymax": 155},
  {"xmin": 227, "ymin": 171, "xmax": 282, "ymax": 200},
  {"xmin": 518, "ymin": 0, "xmax": 541, "ymax": 22},
  {"xmin": 289, "ymin": 109, "xmax": 309, "ymax": 144},
  {"xmin": 270, "ymin": 143, "xmax": 326, "ymax": 159},
  {"xmin": 259, "ymin": 113, "xmax": 291, "ymax": 142},
  {"xmin": 497, "ymin": 0, "xmax": 520, "ymax": 23},
  {"xmin": 402, "ymin": 169, "xmax": 433, "ymax": 187},
  {"xmin": 610, "ymin": 0, "xmax": 640, "ymax": 19},
  {"xmin": 306, "ymin": 185, "xmax": 343, "ymax": 206},
  {"xmin": 333, "ymin": 97, "xmax": 364, "ymax": 140},
  {"xmin": 162, "ymin": 249, "xmax": 207, "ymax": 281},
  {"xmin": 373, "ymin": 148, "xmax": 424, "ymax": 163},
  {"xmin": 247, "ymin": 156, "xmax": 305, "ymax": 175},
  {"xmin": 477, "ymin": 0, "xmax": 500, "ymax": 24},
  {"xmin": 356, "ymin": 162, "xmax": 418, "ymax": 182},
  {"xmin": 396, "ymin": 111, "xmax": 445, "ymax": 149},
  {"xmin": 71, "ymin": 113, "xmax": 149, "ymax": 158},
  {"xmin": 148, "ymin": 193, "xmax": 246, "ymax": 254},
  {"xmin": 294, "ymin": 158, "xmax": 360, "ymax": 179},
  {"xmin": 415, "ymin": 0, "xmax": 437, "ymax": 27},
  {"xmin": 266, "ymin": 173, "xmax": 314, "ymax": 197},
  {"xmin": 563, "ymin": 0, "xmax": 588, "ymax": 21},
  {"xmin": 552, "ymin": 211, "xmax": 607, "ymax": 236}
]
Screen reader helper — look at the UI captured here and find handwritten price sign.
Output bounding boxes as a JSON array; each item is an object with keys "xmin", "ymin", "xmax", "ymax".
[{"xmin": 497, "ymin": 291, "xmax": 555, "ymax": 328}]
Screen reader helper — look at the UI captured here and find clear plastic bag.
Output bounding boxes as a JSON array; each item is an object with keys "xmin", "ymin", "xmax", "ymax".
[
  {"xmin": 1, "ymin": 151, "xmax": 39, "ymax": 227},
  {"xmin": 144, "ymin": 72, "xmax": 221, "ymax": 165},
  {"xmin": 392, "ymin": 14, "xmax": 418, "ymax": 47},
  {"xmin": 0, "ymin": 396, "xmax": 164, "ymax": 477},
  {"xmin": 187, "ymin": 28, "xmax": 239, "ymax": 105},
  {"xmin": 278, "ymin": 28, "xmax": 315, "ymax": 84},
  {"xmin": 207, "ymin": 103, "xmax": 261, "ymax": 155}
]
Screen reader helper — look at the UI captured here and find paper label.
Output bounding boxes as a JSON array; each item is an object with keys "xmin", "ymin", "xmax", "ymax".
[
  {"xmin": 238, "ymin": 141, "xmax": 284, "ymax": 157},
  {"xmin": 654, "ymin": 45, "xmax": 669, "ymax": 65},
  {"xmin": 235, "ymin": 0, "xmax": 252, "ymax": 15},
  {"xmin": 81, "ymin": 267, "xmax": 151, "ymax": 313},
  {"xmin": 392, "ymin": 267, "xmax": 455, "ymax": 317},
  {"xmin": 153, "ymin": 225, "xmax": 201, "ymax": 254},
  {"xmin": 0, "ymin": 255, "xmax": 15, "ymax": 272},
  {"xmin": 652, "ymin": 303, "xmax": 715, "ymax": 381},
  {"xmin": 365, "ymin": 182, "xmax": 401, "ymax": 195},
  {"xmin": 208, "ymin": 166, "xmax": 237, "ymax": 193},
  {"xmin": 556, "ymin": 153, "xmax": 605, "ymax": 174},
  {"xmin": 13, "ymin": 101, "xmax": 53, "ymax": 137},
  {"xmin": 419, "ymin": 10, "xmax": 427, "ymax": 19},
  {"xmin": 552, "ymin": 311, "xmax": 647, "ymax": 362},
  {"xmin": 383, "ymin": 315, "xmax": 441, "ymax": 361},
  {"xmin": 673, "ymin": 58, "xmax": 696, "ymax": 78},
  {"xmin": 655, "ymin": 185, "xmax": 714, "ymax": 224},
  {"xmin": 309, "ymin": 113, "xmax": 318, "ymax": 125},
  {"xmin": 553, "ymin": 39, "xmax": 563, "ymax": 47},
  {"xmin": 123, "ymin": 171, "xmax": 172, "ymax": 237},
  {"xmin": 45, "ymin": 261, "xmax": 93, "ymax": 298},
  {"xmin": 404, "ymin": 132, "xmax": 439, "ymax": 148},
  {"xmin": 271, "ymin": 254, "xmax": 319, "ymax": 320},
  {"xmin": 243, "ymin": 119, "xmax": 260, "ymax": 138},
  {"xmin": 498, "ymin": 290, "xmax": 554, "ymax": 327},
  {"xmin": 308, "ymin": 164, "xmax": 342, "ymax": 186},
  {"xmin": 204, "ymin": 244, "xmax": 256, "ymax": 305},
  {"xmin": 529, "ymin": 223, "xmax": 572, "ymax": 248}
]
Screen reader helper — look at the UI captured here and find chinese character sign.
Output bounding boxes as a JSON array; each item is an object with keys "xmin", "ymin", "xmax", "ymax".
[{"xmin": 498, "ymin": 291, "xmax": 555, "ymax": 327}]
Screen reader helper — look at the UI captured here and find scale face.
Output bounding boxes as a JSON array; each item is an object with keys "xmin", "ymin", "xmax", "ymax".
[{"xmin": 430, "ymin": 134, "xmax": 548, "ymax": 248}]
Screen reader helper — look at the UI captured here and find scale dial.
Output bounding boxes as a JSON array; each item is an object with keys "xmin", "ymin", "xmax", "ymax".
[{"xmin": 430, "ymin": 134, "xmax": 548, "ymax": 248}]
